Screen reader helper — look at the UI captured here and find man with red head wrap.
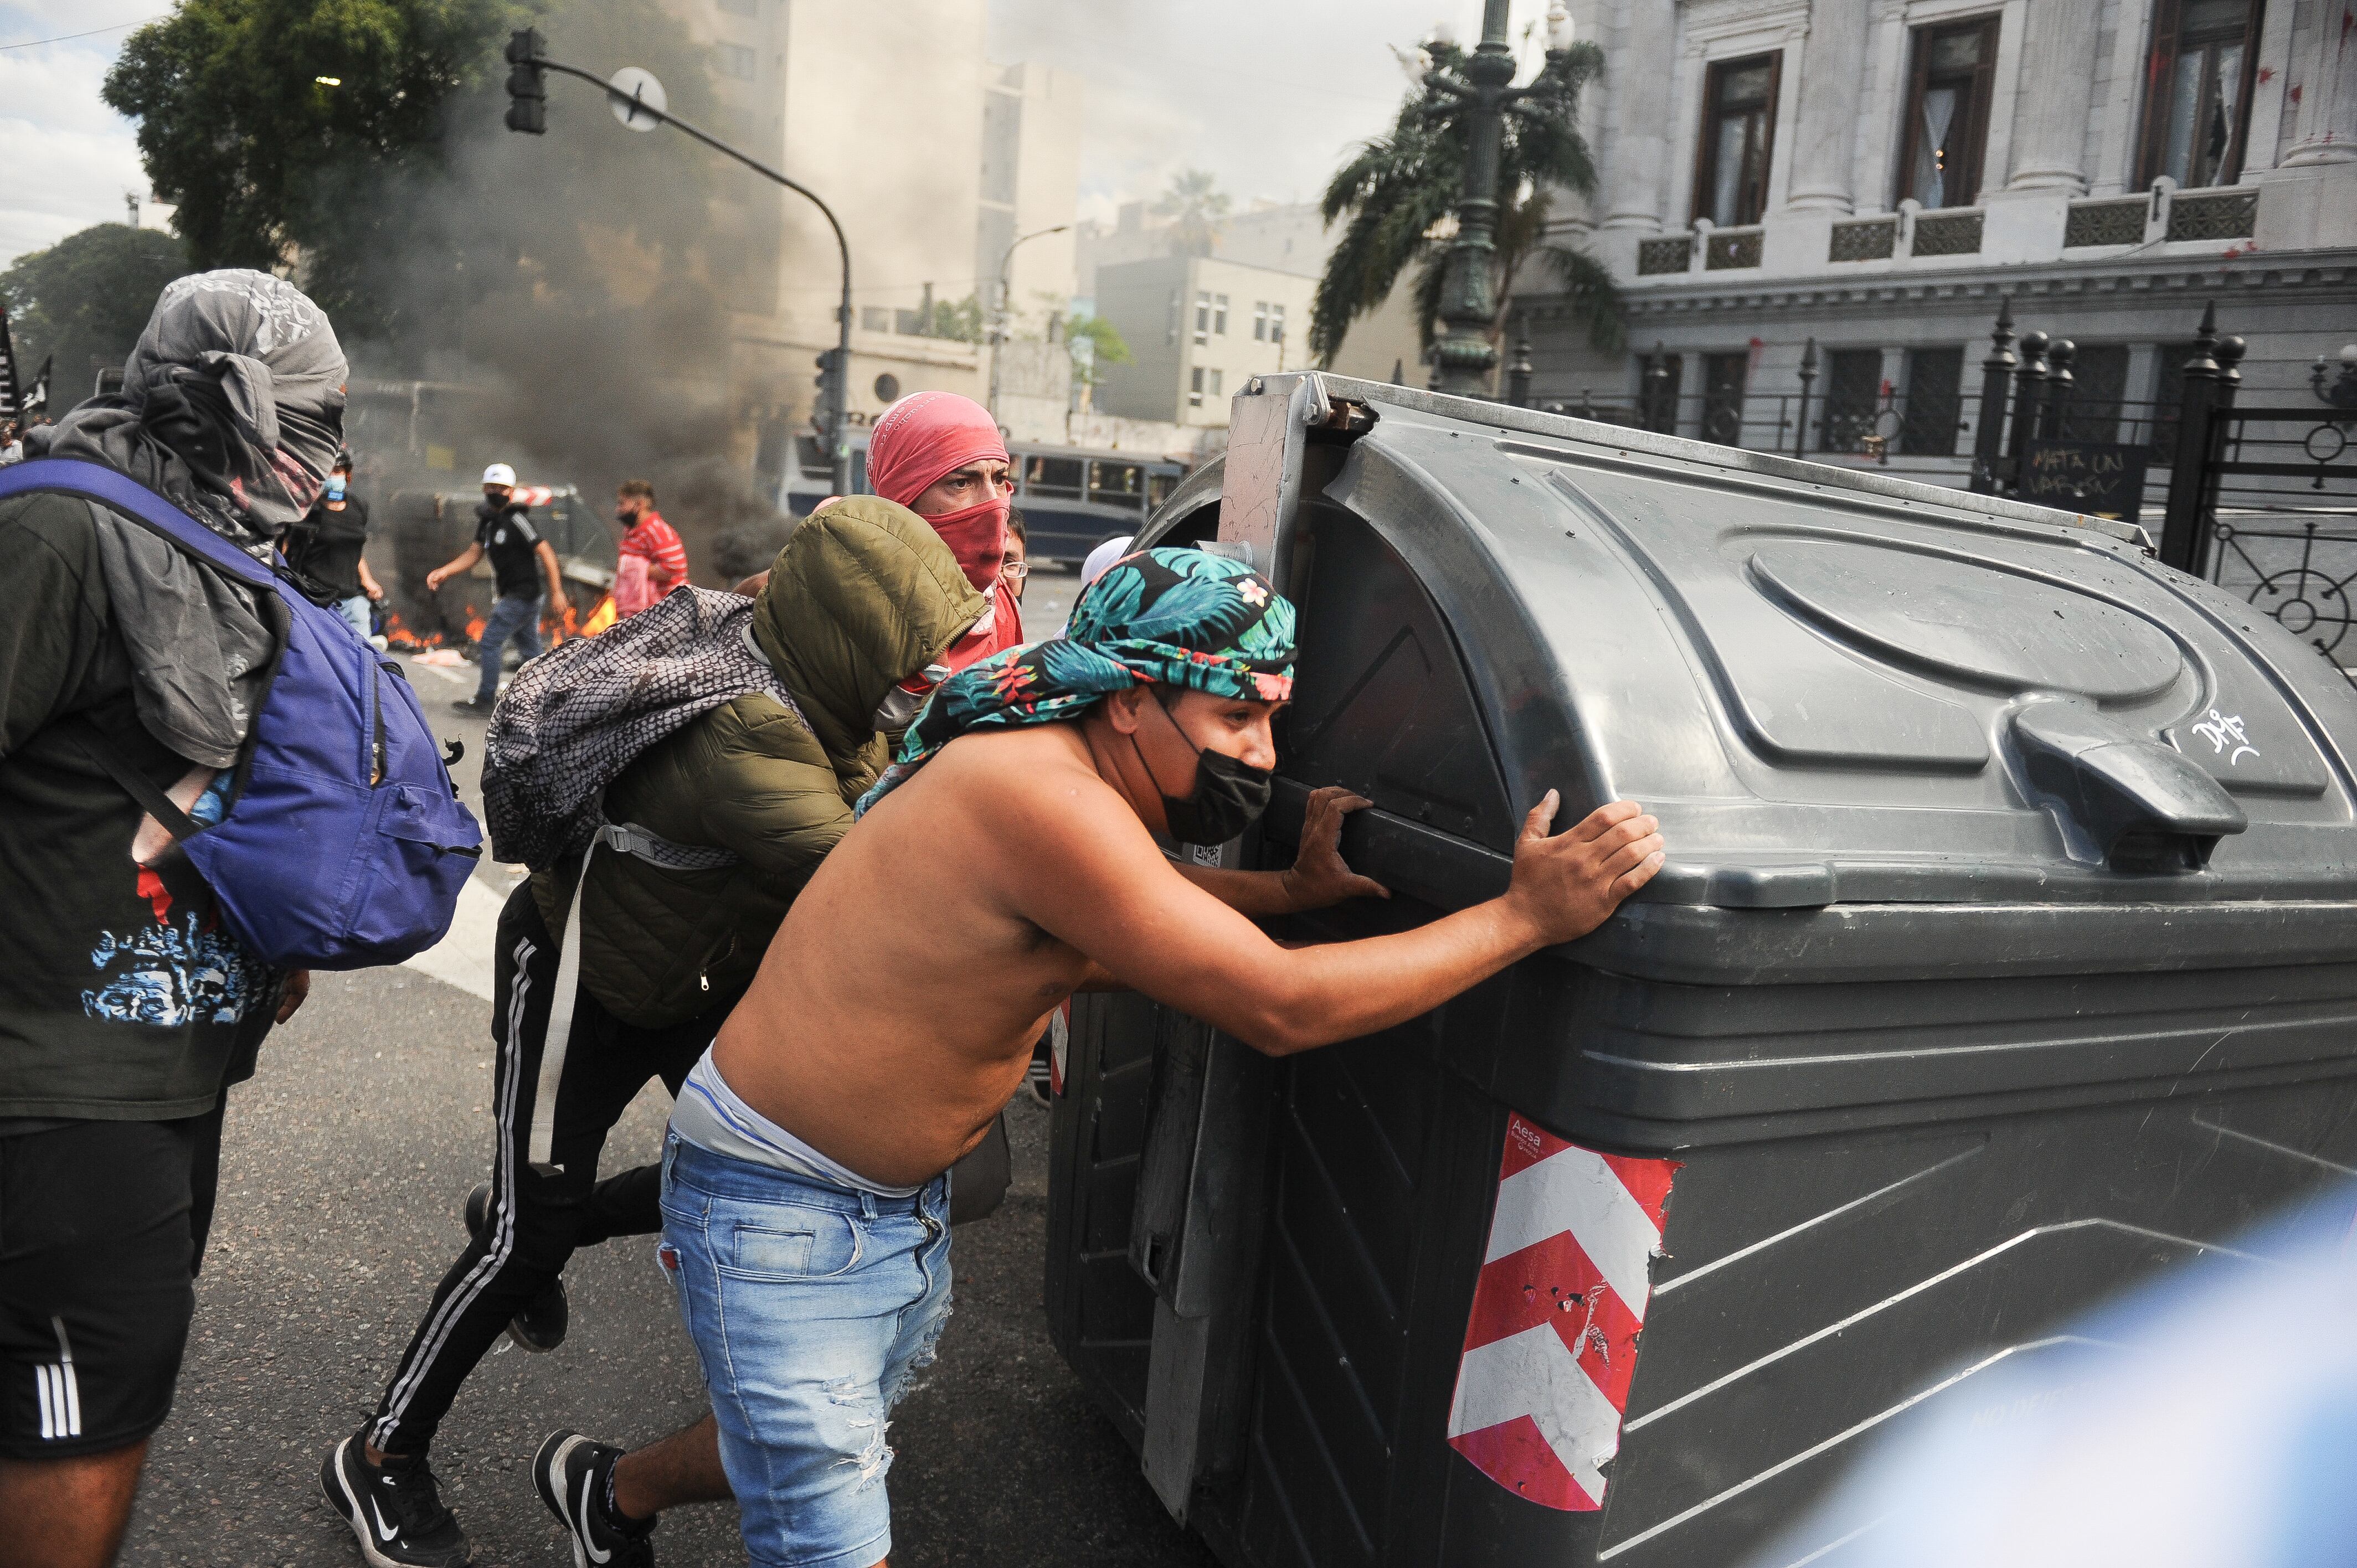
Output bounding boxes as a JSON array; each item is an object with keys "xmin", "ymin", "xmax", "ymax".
[{"xmin": 864, "ymin": 390, "xmax": 1023, "ymax": 673}]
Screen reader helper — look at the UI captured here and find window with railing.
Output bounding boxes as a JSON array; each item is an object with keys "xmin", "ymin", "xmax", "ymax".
[
  {"xmin": 1639, "ymin": 350, "xmax": 1683, "ymax": 432},
  {"xmin": 1701, "ymin": 352, "xmax": 1750, "ymax": 446},
  {"xmin": 1188, "ymin": 367, "xmax": 1205, "ymax": 409},
  {"xmin": 1692, "ymin": 53, "xmax": 1781, "ymax": 229},
  {"xmin": 1820, "ymin": 349, "xmax": 1883, "ymax": 453},
  {"xmin": 1899, "ymin": 348, "xmax": 1965, "ymax": 456},
  {"xmin": 2059, "ymin": 344, "xmax": 2132, "ymax": 442},
  {"xmin": 1897, "ymin": 16, "xmax": 1998, "ymax": 209},
  {"xmin": 2140, "ymin": 0, "xmax": 2264, "ymax": 190}
]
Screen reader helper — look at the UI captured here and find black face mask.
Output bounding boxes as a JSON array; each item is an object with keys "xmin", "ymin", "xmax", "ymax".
[{"xmin": 1131, "ymin": 689, "xmax": 1274, "ymax": 846}]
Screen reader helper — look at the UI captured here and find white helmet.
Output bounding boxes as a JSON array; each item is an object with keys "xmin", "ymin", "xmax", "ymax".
[{"xmin": 482, "ymin": 462, "xmax": 517, "ymax": 487}]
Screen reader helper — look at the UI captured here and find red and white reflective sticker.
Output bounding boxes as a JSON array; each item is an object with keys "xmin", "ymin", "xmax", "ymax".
[{"xmin": 1446, "ymin": 1113, "xmax": 1677, "ymax": 1511}]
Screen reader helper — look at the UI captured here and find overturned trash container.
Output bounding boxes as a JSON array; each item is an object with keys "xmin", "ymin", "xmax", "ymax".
[{"xmin": 1042, "ymin": 372, "xmax": 2357, "ymax": 1568}]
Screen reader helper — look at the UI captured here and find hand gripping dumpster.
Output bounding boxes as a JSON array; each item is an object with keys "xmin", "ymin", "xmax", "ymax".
[{"xmin": 1041, "ymin": 372, "xmax": 2357, "ymax": 1568}]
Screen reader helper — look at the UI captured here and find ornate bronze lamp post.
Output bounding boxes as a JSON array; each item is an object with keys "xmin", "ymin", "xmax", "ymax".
[{"xmin": 1423, "ymin": 1, "xmax": 1577, "ymax": 398}]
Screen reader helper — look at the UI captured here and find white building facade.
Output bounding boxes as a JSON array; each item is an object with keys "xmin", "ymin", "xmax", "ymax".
[{"xmin": 1520, "ymin": 0, "xmax": 2357, "ymax": 488}]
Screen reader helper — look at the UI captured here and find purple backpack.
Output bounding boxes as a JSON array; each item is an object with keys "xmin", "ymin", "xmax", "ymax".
[{"xmin": 0, "ymin": 458, "xmax": 483, "ymax": 968}]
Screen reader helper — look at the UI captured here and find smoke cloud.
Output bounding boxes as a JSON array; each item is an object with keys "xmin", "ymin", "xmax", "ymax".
[{"xmin": 318, "ymin": 0, "xmax": 796, "ymax": 601}]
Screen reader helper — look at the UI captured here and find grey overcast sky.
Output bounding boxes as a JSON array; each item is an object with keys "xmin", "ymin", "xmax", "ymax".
[{"xmin": 0, "ymin": 0, "xmax": 1566, "ymax": 270}]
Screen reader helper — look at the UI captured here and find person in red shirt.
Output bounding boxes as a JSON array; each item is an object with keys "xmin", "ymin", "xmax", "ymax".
[
  {"xmin": 612, "ymin": 479, "xmax": 688, "ymax": 618},
  {"xmin": 863, "ymin": 391, "xmax": 1022, "ymax": 670}
]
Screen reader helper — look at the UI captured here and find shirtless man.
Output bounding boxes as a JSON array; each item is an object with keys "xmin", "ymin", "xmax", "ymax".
[{"xmin": 661, "ymin": 546, "xmax": 1665, "ymax": 1568}]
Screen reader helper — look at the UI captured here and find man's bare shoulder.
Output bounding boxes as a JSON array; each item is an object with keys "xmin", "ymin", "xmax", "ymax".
[{"xmin": 885, "ymin": 723, "xmax": 1160, "ymax": 862}]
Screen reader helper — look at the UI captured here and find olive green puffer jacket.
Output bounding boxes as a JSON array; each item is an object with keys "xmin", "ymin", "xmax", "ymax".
[{"xmin": 531, "ymin": 498, "xmax": 984, "ymax": 1026}]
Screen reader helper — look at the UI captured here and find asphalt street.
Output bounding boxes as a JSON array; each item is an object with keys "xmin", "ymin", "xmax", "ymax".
[{"xmin": 121, "ymin": 562, "xmax": 1217, "ymax": 1567}]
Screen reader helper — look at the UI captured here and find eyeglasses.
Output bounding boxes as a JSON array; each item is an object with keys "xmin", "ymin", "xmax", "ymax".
[{"xmin": 1001, "ymin": 560, "xmax": 1031, "ymax": 582}]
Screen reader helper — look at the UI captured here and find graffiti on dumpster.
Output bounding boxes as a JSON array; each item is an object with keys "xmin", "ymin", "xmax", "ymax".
[
  {"xmin": 1445, "ymin": 1113, "xmax": 1679, "ymax": 1511},
  {"xmin": 2189, "ymin": 709, "xmax": 2260, "ymax": 766}
]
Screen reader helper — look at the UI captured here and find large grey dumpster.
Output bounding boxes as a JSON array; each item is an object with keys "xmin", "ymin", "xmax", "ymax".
[{"xmin": 1042, "ymin": 373, "xmax": 2357, "ymax": 1568}]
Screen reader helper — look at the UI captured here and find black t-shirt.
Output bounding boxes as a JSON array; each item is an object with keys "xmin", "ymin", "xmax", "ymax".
[
  {"xmin": 476, "ymin": 500, "xmax": 544, "ymax": 599},
  {"xmin": 0, "ymin": 491, "xmax": 280, "ymax": 1120},
  {"xmin": 286, "ymin": 495, "xmax": 371, "ymax": 599}
]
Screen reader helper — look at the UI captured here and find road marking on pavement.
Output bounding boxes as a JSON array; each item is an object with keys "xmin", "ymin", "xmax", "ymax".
[{"xmin": 402, "ymin": 875, "xmax": 507, "ymax": 1000}]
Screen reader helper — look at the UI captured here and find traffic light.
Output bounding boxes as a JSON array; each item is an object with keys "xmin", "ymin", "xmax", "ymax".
[
  {"xmin": 504, "ymin": 29, "xmax": 547, "ymax": 135},
  {"xmin": 811, "ymin": 348, "xmax": 845, "ymax": 432}
]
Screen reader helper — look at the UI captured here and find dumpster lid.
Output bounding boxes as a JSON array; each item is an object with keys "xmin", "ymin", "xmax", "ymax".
[{"xmin": 1185, "ymin": 375, "xmax": 2357, "ymax": 916}]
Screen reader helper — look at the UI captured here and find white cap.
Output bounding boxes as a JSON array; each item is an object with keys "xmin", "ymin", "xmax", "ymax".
[
  {"xmin": 482, "ymin": 462, "xmax": 517, "ymax": 487},
  {"xmin": 1080, "ymin": 535, "xmax": 1135, "ymax": 589}
]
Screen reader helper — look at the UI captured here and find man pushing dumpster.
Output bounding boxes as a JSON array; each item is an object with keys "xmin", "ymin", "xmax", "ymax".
[{"xmin": 649, "ymin": 545, "xmax": 1665, "ymax": 1568}]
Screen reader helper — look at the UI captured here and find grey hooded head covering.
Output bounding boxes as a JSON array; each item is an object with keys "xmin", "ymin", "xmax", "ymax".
[{"xmin": 28, "ymin": 269, "xmax": 347, "ymax": 549}]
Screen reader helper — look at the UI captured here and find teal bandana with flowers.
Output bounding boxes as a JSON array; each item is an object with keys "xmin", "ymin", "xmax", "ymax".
[{"xmin": 855, "ymin": 546, "xmax": 1296, "ymax": 815}]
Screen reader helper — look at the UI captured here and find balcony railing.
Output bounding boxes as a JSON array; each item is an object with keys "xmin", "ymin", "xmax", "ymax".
[
  {"xmin": 2064, "ymin": 196, "xmax": 2148, "ymax": 247},
  {"xmin": 1705, "ymin": 227, "xmax": 1763, "ymax": 270},
  {"xmin": 1829, "ymin": 216, "xmax": 1897, "ymax": 261},
  {"xmin": 2166, "ymin": 187, "xmax": 2258, "ymax": 242},
  {"xmin": 1910, "ymin": 208, "xmax": 1985, "ymax": 256},
  {"xmin": 1636, "ymin": 235, "xmax": 1692, "ymax": 275}
]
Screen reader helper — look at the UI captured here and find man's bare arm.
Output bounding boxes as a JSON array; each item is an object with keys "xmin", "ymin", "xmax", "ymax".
[
  {"xmin": 1174, "ymin": 786, "xmax": 1390, "ymax": 917},
  {"xmin": 1016, "ymin": 787, "xmax": 1662, "ymax": 1055}
]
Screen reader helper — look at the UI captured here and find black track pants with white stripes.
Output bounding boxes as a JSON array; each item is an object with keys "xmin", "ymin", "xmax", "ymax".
[{"xmin": 367, "ymin": 882, "xmax": 732, "ymax": 1458}]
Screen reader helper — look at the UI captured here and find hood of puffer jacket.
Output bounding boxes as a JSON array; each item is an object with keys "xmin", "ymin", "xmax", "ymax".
[{"xmin": 752, "ymin": 497, "xmax": 987, "ymax": 764}]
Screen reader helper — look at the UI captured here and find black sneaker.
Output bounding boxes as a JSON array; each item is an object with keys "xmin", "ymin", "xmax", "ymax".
[
  {"xmin": 320, "ymin": 1432, "xmax": 472, "ymax": 1567},
  {"xmin": 463, "ymin": 1183, "xmax": 569, "ymax": 1352},
  {"xmin": 534, "ymin": 1429, "xmax": 656, "ymax": 1568},
  {"xmin": 449, "ymin": 696, "xmax": 495, "ymax": 715}
]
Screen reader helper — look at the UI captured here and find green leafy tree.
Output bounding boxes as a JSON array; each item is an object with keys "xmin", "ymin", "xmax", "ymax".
[
  {"xmin": 1152, "ymin": 169, "xmax": 1230, "ymax": 259},
  {"xmin": 1066, "ymin": 312, "xmax": 1131, "ymax": 390},
  {"xmin": 103, "ymin": 0, "xmax": 509, "ymax": 272},
  {"xmin": 1310, "ymin": 34, "xmax": 1621, "ymax": 372},
  {"xmin": 0, "ymin": 224, "xmax": 194, "ymax": 400},
  {"xmin": 923, "ymin": 293, "xmax": 986, "ymax": 344}
]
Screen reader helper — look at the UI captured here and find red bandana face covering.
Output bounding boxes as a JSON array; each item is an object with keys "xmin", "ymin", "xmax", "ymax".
[{"xmin": 924, "ymin": 493, "xmax": 1010, "ymax": 590}]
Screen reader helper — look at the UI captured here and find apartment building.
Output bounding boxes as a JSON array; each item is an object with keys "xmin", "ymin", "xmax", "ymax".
[
  {"xmin": 1089, "ymin": 255, "xmax": 1320, "ymax": 427},
  {"xmin": 1516, "ymin": 0, "xmax": 2356, "ymax": 478},
  {"xmin": 657, "ymin": 0, "xmax": 1081, "ymax": 471}
]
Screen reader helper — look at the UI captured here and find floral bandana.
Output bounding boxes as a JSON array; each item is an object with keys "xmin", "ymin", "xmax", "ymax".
[{"xmin": 855, "ymin": 546, "xmax": 1295, "ymax": 816}]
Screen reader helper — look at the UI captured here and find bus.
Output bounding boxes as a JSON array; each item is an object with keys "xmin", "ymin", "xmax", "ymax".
[{"xmin": 780, "ymin": 430, "xmax": 1188, "ymax": 568}]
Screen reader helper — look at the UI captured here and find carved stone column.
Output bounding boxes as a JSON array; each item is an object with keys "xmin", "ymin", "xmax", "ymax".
[
  {"xmin": 1786, "ymin": 0, "xmax": 1871, "ymax": 212},
  {"xmin": 2005, "ymin": 0, "xmax": 2102, "ymax": 192},
  {"xmin": 1602, "ymin": 0, "xmax": 1677, "ymax": 229},
  {"xmin": 2284, "ymin": 5, "xmax": 2357, "ymax": 166}
]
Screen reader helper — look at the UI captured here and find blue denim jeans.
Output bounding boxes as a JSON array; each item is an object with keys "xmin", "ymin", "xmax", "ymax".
[
  {"xmin": 334, "ymin": 595, "xmax": 372, "ymax": 640},
  {"xmin": 474, "ymin": 591, "xmax": 542, "ymax": 702},
  {"xmin": 659, "ymin": 1134, "xmax": 953, "ymax": 1568}
]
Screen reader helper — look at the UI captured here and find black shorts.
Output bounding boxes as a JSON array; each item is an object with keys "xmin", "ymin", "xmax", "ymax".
[{"xmin": 0, "ymin": 1108, "xmax": 223, "ymax": 1459}]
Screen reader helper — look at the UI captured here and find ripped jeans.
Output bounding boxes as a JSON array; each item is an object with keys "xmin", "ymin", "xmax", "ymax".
[{"xmin": 658, "ymin": 1133, "xmax": 952, "ymax": 1568}]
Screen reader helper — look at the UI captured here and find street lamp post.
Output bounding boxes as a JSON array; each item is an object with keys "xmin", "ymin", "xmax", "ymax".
[
  {"xmin": 986, "ymin": 223, "xmax": 1071, "ymax": 425},
  {"xmin": 1423, "ymin": 0, "xmax": 1576, "ymax": 399},
  {"xmin": 503, "ymin": 29, "xmax": 857, "ymax": 497}
]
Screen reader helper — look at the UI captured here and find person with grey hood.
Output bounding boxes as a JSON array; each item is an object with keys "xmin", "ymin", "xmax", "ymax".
[{"xmin": 0, "ymin": 270, "xmax": 337, "ymax": 1566}]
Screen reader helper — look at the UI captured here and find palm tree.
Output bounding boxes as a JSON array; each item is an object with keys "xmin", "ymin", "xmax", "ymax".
[
  {"xmin": 1311, "ymin": 33, "xmax": 1621, "ymax": 372},
  {"xmin": 1152, "ymin": 169, "xmax": 1231, "ymax": 259}
]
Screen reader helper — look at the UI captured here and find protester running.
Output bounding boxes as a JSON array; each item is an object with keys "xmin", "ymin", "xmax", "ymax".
[
  {"xmin": 426, "ymin": 464, "xmax": 568, "ymax": 714},
  {"xmin": 623, "ymin": 546, "xmax": 1664, "ymax": 1568},
  {"xmin": 326, "ymin": 499, "xmax": 986, "ymax": 1568},
  {"xmin": 0, "ymin": 269, "xmax": 332, "ymax": 1568}
]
